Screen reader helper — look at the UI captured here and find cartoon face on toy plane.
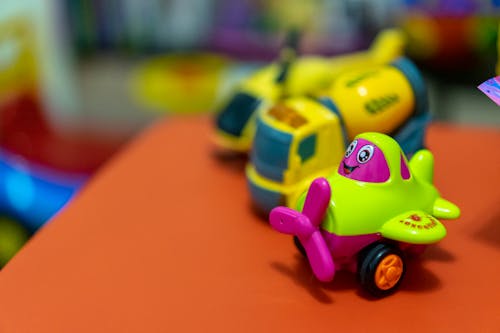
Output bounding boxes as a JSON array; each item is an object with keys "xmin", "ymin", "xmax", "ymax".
[
  {"xmin": 338, "ymin": 138, "xmax": 390, "ymax": 182},
  {"xmin": 338, "ymin": 133, "xmax": 411, "ymax": 183}
]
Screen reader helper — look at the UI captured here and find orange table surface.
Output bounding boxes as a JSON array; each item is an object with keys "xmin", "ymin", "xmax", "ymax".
[{"xmin": 0, "ymin": 117, "xmax": 499, "ymax": 332}]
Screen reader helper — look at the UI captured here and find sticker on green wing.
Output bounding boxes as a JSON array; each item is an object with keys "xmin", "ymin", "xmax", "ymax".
[{"xmin": 380, "ymin": 211, "xmax": 447, "ymax": 244}]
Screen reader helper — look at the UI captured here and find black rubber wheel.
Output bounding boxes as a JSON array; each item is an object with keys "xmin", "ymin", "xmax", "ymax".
[
  {"xmin": 293, "ymin": 236, "xmax": 307, "ymax": 257},
  {"xmin": 357, "ymin": 242, "xmax": 406, "ymax": 297}
]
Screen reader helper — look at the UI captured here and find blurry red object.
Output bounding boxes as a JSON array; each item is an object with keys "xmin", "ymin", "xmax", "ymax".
[{"xmin": 0, "ymin": 93, "xmax": 125, "ymax": 173}]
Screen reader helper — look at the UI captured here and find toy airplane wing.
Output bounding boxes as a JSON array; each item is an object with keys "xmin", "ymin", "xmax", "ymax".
[
  {"xmin": 433, "ymin": 197, "xmax": 460, "ymax": 219},
  {"xmin": 478, "ymin": 76, "xmax": 500, "ymax": 106},
  {"xmin": 379, "ymin": 210, "xmax": 447, "ymax": 244}
]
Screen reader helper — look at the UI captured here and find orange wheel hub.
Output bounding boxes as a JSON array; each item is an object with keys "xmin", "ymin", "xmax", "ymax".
[{"xmin": 375, "ymin": 254, "xmax": 403, "ymax": 290}]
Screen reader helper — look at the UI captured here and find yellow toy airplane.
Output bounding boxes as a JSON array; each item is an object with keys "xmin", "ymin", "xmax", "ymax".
[
  {"xmin": 214, "ymin": 29, "xmax": 406, "ymax": 152},
  {"xmin": 247, "ymin": 56, "xmax": 430, "ymax": 213}
]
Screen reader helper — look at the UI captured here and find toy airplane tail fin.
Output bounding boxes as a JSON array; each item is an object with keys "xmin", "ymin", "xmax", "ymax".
[
  {"xmin": 409, "ymin": 149, "xmax": 434, "ymax": 184},
  {"xmin": 409, "ymin": 150, "xmax": 461, "ymax": 220},
  {"xmin": 370, "ymin": 29, "xmax": 406, "ymax": 63}
]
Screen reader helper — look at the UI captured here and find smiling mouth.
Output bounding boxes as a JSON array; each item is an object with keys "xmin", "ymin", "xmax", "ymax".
[{"xmin": 343, "ymin": 162, "xmax": 358, "ymax": 175}]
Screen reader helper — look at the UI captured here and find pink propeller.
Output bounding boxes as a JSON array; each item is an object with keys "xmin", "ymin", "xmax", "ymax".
[{"xmin": 270, "ymin": 178, "xmax": 335, "ymax": 282}]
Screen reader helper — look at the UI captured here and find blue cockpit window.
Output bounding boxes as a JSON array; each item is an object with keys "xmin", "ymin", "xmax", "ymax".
[
  {"xmin": 251, "ymin": 120, "xmax": 292, "ymax": 182},
  {"xmin": 216, "ymin": 92, "xmax": 261, "ymax": 137},
  {"xmin": 298, "ymin": 134, "xmax": 316, "ymax": 162}
]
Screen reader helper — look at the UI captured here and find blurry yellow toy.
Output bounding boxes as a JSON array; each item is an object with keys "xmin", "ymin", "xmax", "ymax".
[
  {"xmin": 0, "ymin": 17, "xmax": 38, "ymax": 101},
  {"xmin": 131, "ymin": 53, "xmax": 230, "ymax": 113},
  {"xmin": 247, "ymin": 57, "xmax": 430, "ymax": 213},
  {"xmin": 215, "ymin": 29, "xmax": 406, "ymax": 152},
  {"xmin": 0, "ymin": 217, "xmax": 29, "ymax": 267}
]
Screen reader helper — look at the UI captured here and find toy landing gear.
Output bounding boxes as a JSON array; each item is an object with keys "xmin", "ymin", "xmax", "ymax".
[
  {"xmin": 357, "ymin": 242, "xmax": 406, "ymax": 297},
  {"xmin": 292, "ymin": 236, "xmax": 406, "ymax": 297},
  {"xmin": 293, "ymin": 234, "xmax": 406, "ymax": 297}
]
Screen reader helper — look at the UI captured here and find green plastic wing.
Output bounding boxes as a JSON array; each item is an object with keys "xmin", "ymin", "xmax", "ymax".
[{"xmin": 380, "ymin": 210, "xmax": 447, "ymax": 244}]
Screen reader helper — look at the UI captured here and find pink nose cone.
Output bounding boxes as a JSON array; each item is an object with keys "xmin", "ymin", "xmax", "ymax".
[{"xmin": 338, "ymin": 138, "xmax": 390, "ymax": 183}]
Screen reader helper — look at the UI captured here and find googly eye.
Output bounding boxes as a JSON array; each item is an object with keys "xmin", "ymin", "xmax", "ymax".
[
  {"xmin": 345, "ymin": 140, "xmax": 358, "ymax": 158},
  {"xmin": 357, "ymin": 145, "xmax": 374, "ymax": 164}
]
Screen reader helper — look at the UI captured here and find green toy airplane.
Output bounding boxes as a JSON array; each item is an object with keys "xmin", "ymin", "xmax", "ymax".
[{"xmin": 270, "ymin": 132, "xmax": 460, "ymax": 296}]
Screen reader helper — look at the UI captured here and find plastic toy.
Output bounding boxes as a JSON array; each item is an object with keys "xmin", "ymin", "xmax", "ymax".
[
  {"xmin": 478, "ymin": 76, "xmax": 500, "ymax": 106},
  {"xmin": 131, "ymin": 53, "xmax": 233, "ymax": 113},
  {"xmin": 0, "ymin": 216, "xmax": 30, "ymax": 267},
  {"xmin": 247, "ymin": 57, "xmax": 430, "ymax": 213},
  {"xmin": 269, "ymin": 132, "xmax": 460, "ymax": 297},
  {"xmin": 401, "ymin": 6, "xmax": 498, "ymax": 73},
  {"xmin": 477, "ymin": 24, "xmax": 500, "ymax": 106},
  {"xmin": 0, "ymin": 150, "xmax": 85, "ymax": 231},
  {"xmin": 214, "ymin": 28, "xmax": 406, "ymax": 152}
]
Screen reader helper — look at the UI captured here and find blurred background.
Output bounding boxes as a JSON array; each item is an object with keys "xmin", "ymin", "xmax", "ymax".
[{"xmin": 0, "ymin": 0, "xmax": 499, "ymax": 266}]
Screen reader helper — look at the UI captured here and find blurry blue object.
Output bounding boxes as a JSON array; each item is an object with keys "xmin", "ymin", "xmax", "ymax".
[
  {"xmin": 0, "ymin": 151, "xmax": 86, "ymax": 231},
  {"xmin": 393, "ymin": 111, "xmax": 431, "ymax": 155},
  {"xmin": 478, "ymin": 76, "xmax": 500, "ymax": 106}
]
